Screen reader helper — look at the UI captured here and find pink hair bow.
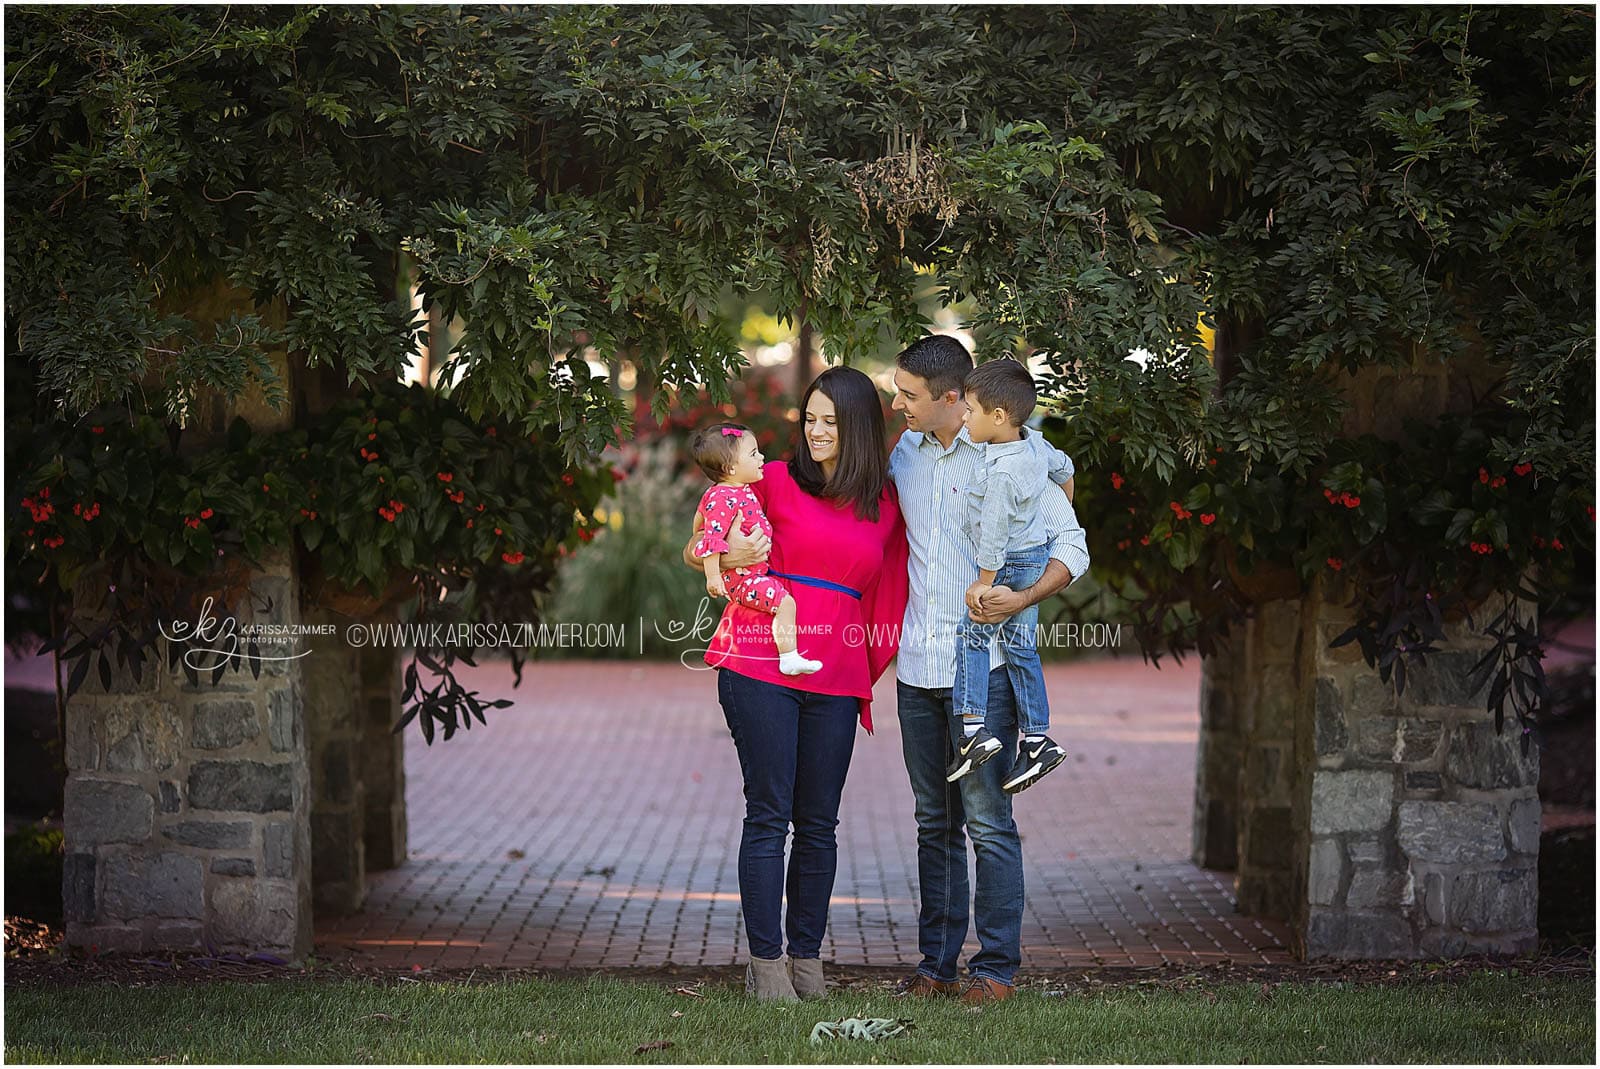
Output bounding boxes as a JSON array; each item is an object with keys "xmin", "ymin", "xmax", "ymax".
[{"xmin": 721, "ymin": 427, "xmax": 742, "ymax": 436}]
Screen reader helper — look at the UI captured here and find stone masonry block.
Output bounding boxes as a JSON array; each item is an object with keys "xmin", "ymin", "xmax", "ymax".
[
  {"xmin": 1443, "ymin": 721, "xmax": 1537, "ymax": 790},
  {"xmin": 191, "ymin": 699, "xmax": 261, "ymax": 750},
  {"xmin": 1397, "ymin": 801, "xmax": 1506, "ymax": 865},
  {"xmin": 64, "ymin": 779, "xmax": 153, "ymax": 845},
  {"xmin": 188, "ymin": 760, "xmax": 293, "ymax": 812},
  {"xmin": 1310, "ymin": 770, "xmax": 1394, "ymax": 835},
  {"xmin": 100, "ymin": 851, "xmax": 205, "ymax": 920},
  {"xmin": 1308, "ymin": 839, "xmax": 1344, "ymax": 906}
]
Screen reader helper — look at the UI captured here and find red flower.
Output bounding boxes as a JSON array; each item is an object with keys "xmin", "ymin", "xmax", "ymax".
[
  {"xmin": 308, "ymin": 511, "xmax": 317, "ymax": 520},
  {"xmin": 200, "ymin": 508, "xmax": 213, "ymax": 519},
  {"xmin": 476, "ymin": 503, "xmax": 485, "ymax": 512},
  {"xmin": 493, "ymin": 527, "xmax": 503, "ymax": 536},
  {"xmin": 437, "ymin": 472, "xmax": 453, "ymax": 483},
  {"xmin": 1127, "ymin": 507, "xmax": 1138, "ymax": 515},
  {"xmin": 72, "ymin": 503, "xmax": 81, "ymax": 516},
  {"xmin": 1532, "ymin": 535, "xmax": 1546, "ymax": 549},
  {"xmin": 1513, "ymin": 463, "xmax": 1532, "ymax": 477},
  {"xmin": 388, "ymin": 499, "xmax": 405, "ymax": 513},
  {"xmin": 1323, "ymin": 488, "xmax": 1335, "ymax": 502},
  {"xmin": 561, "ymin": 473, "xmax": 575, "ymax": 487},
  {"xmin": 39, "ymin": 488, "xmax": 49, "ymax": 499},
  {"xmin": 1326, "ymin": 557, "xmax": 1343, "ymax": 571},
  {"xmin": 486, "ymin": 426, "xmax": 497, "ymax": 437},
  {"xmin": 1116, "ymin": 539, "xmax": 1131, "ymax": 550},
  {"xmin": 579, "ymin": 527, "xmax": 596, "ymax": 542},
  {"xmin": 368, "ymin": 433, "xmax": 377, "ymax": 441},
  {"xmin": 1478, "ymin": 467, "xmax": 1490, "ymax": 484},
  {"xmin": 501, "ymin": 550, "xmax": 525, "ymax": 565},
  {"xmin": 261, "ymin": 484, "xmax": 270, "ymax": 493},
  {"xmin": 1139, "ymin": 535, "xmax": 1150, "ymax": 546},
  {"xmin": 1490, "ymin": 476, "xmax": 1506, "ymax": 489},
  {"xmin": 91, "ymin": 426, "xmax": 104, "ymax": 435},
  {"xmin": 1552, "ymin": 537, "xmax": 1565, "ymax": 551},
  {"xmin": 1207, "ymin": 458, "xmax": 1217, "ymax": 468},
  {"xmin": 1200, "ymin": 513, "xmax": 1216, "ymax": 526},
  {"xmin": 612, "ymin": 469, "xmax": 627, "ymax": 483},
  {"xmin": 466, "ymin": 519, "xmax": 474, "ymax": 528},
  {"xmin": 379, "ymin": 508, "xmax": 396, "ymax": 522},
  {"xmin": 1110, "ymin": 472, "xmax": 1125, "ymax": 491}
]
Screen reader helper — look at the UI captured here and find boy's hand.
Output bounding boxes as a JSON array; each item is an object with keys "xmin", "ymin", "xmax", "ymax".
[{"xmin": 965, "ymin": 580, "xmax": 992, "ymax": 614}]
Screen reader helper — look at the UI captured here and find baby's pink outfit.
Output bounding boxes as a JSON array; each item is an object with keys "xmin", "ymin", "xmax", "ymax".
[{"xmin": 692, "ymin": 483, "xmax": 788, "ymax": 613}]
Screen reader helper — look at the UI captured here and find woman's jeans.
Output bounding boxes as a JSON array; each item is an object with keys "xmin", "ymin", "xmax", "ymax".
[
  {"xmin": 896, "ymin": 670, "xmax": 1023, "ymax": 985},
  {"xmin": 717, "ymin": 668, "xmax": 858, "ymax": 961},
  {"xmin": 954, "ymin": 543, "xmax": 1051, "ymax": 735}
]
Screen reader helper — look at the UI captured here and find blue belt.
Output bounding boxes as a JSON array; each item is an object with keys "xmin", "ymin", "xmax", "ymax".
[{"xmin": 769, "ymin": 570, "xmax": 863, "ymax": 600}]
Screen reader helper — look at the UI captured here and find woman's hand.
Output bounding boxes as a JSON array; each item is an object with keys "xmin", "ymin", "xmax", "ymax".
[{"xmin": 721, "ymin": 517, "xmax": 770, "ymax": 569}]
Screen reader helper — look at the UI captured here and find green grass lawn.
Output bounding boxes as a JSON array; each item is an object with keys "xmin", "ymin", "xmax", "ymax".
[{"xmin": 4, "ymin": 970, "xmax": 1592, "ymax": 1064}]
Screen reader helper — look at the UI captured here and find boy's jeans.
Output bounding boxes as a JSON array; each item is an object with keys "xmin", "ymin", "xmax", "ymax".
[{"xmin": 954, "ymin": 543, "xmax": 1051, "ymax": 735}]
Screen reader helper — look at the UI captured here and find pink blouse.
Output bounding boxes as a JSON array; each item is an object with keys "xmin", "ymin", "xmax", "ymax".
[{"xmin": 703, "ymin": 461, "xmax": 909, "ymax": 732}]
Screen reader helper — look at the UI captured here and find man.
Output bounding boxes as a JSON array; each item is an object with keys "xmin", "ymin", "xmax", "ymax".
[{"xmin": 886, "ymin": 333, "xmax": 1089, "ymax": 1004}]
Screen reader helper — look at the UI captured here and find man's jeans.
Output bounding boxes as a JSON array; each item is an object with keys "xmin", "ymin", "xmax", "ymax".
[
  {"xmin": 954, "ymin": 543, "xmax": 1051, "ymax": 735},
  {"xmin": 896, "ymin": 669, "xmax": 1023, "ymax": 985},
  {"xmin": 717, "ymin": 668, "xmax": 859, "ymax": 961}
]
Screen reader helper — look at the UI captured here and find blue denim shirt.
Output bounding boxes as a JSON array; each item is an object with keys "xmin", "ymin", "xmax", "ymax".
[{"xmin": 962, "ymin": 429, "xmax": 1075, "ymax": 571}]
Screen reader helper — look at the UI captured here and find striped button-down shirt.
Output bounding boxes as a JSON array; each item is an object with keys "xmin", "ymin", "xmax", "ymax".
[{"xmin": 888, "ymin": 425, "xmax": 1091, "ymax": 691}]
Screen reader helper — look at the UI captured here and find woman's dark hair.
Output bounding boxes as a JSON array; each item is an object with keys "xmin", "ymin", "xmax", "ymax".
[
  {"xmin": 789, "ymin": 366, "xmax": 887, "ymax": 522},
  {"xmin": 895, "ymin": 333, "xmax": 974, "ymax": 400}
]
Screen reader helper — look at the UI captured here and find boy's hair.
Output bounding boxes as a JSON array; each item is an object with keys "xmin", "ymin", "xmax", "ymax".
[
  {"xmin": 689, "ymin": 422, "xmax": 749, "ymax": 481},
  {"xmin": 895, "ymin": 334, "xmax": 973, "ymax": 400},
  {"xmin": 963, "ymin": 358, "xmax": 1037, "ymax": 426}
]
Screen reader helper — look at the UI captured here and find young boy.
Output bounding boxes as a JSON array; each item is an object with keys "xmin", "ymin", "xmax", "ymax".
[{"xmin": 946, "ymin": 358, "xmax": 1071, "ymax": 794}]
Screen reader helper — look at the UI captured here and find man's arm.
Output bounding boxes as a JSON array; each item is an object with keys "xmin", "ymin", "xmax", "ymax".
[{"xmin": 971, "ymin": 484, "xmax": 1089, "ymax": 622}]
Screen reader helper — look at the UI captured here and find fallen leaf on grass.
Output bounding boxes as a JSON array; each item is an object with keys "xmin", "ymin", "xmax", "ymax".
[
  {"xmin": 633, "ymin": 1040, "xmax": 673, "ymax": 1054},
  {"xmin": 670, "ymin": 1010, "xmax": 684, "ymax": 1019},
  {"xmin": 357, "ymin": 1012, "xmax": 398, "ymax": 1023},
  {"xmin": 672, "ymin": 984, "xmax": 703, "ymax": 997}
]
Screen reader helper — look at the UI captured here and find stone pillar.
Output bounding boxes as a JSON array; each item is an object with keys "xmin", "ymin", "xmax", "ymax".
[
  {"xmin": 1192, "ymin": 634, "xmax": 1244, "ymax": 870},
  {"xmin": 1232, "ymin": 598, "xmax": 1307, "ymax": 921},
  {"xmin": 359, "ymin": 646, "xmax": 408, "ymax": 871},
  {"xmin": 62, "ymin": 555, "xmax": 313, "ymax": 957},
  {"xmin": 303, "ymin": 611, "xmax": 366, "ymax": 914},
  {"xmin": 1297, "ymin": 583, "xmax": 1540, "ymax": 958}
]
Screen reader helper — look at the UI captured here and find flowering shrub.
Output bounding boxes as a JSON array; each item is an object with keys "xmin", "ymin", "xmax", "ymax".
[{"xmin": 7, "ymin": 381, "xmax": 607, "ymax": 712}]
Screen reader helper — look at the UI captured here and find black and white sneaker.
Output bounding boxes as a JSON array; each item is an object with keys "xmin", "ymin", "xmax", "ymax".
[
  {"xmin": 1002, "ymin": 736, "xmax": 1067, "ymax": 794},
  {"xmin": 946, "ymin": 726, "xmax": 1004, "ymax": 782}
]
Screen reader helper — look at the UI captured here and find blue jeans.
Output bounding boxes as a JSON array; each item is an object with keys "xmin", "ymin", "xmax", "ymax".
[
  {"xmin": 896, "ymin": 671, "xmax": 1023, "ymax": 985},
  {"xmin": 717, "ymin": 668, "xmax": 859, "ymax": 961},
  {"xmin": 955, "ymin": 543, "xmax": 1051, "ymax": 735}
]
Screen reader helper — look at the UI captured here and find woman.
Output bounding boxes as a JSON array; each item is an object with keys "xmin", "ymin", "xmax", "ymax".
[{"xmin": 684, "ymin": 366, "xmax": 908, "ymax": 1001}]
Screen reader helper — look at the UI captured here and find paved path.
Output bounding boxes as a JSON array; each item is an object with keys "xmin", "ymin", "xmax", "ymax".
[{"xmin": 316, "ymin": 657, "xmax": 1297, "ymax": 971}]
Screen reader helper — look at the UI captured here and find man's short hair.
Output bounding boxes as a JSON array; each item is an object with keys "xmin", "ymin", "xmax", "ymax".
[
  {"xmin": 895, "ymin": 334, "xmax": 973, "ymax": 400},
  {"xmin": 963, "ymin": 358, "xmax": 1037, "ymax": 426}
]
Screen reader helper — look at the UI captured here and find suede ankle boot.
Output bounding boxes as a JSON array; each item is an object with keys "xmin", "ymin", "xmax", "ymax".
[
  {"xmin": 744, "ymin": 954, "xmax": 799, "ymax": 1002},
  {"xmin": 788, "ymin": 956, "xmax": 827, "ymax": 1000}
]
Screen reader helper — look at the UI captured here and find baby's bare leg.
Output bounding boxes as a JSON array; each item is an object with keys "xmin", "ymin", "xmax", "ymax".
[{"xmin": 772, "ymin": 595, "xmax": 798, "ymax": 655}]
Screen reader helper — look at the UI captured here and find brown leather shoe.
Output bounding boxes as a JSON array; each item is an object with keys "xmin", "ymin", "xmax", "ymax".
[
  {"xmin": 958, "ymin": 975, "xmax": 1016, "ymax": 1004},
  {"xmin": 893, "ymin": 972, "xmax": 960, "ymax": 998}
]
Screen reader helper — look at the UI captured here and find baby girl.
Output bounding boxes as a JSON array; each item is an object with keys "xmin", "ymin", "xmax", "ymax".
[{"xmin": 689, "ymin": 422, "xmax": 822, "ymax": 676}]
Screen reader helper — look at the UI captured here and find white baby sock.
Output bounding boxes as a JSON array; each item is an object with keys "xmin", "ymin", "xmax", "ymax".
[{"xmin": 778, "ymin": 649, "xmax": 823, "ymax": 676}]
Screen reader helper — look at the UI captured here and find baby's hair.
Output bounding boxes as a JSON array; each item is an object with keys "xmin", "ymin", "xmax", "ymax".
[
  {"xmin": 963, "ymin": 358, "xmax": 1038, "ymax": 426},
  {"xmin": 690, "ymin": 422, "xmax": 750, "ymax": 481}
]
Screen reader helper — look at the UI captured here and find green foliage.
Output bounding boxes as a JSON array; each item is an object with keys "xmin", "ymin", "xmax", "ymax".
[{"xmin": 4, "ymin": 6, "xmax": 1592, "ymax": 720}]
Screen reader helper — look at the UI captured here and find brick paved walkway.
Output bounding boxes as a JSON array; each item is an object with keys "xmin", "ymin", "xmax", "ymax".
[{"xmin": 316, "ymin": 656, "xmax": 1297, "ymax": 970}]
